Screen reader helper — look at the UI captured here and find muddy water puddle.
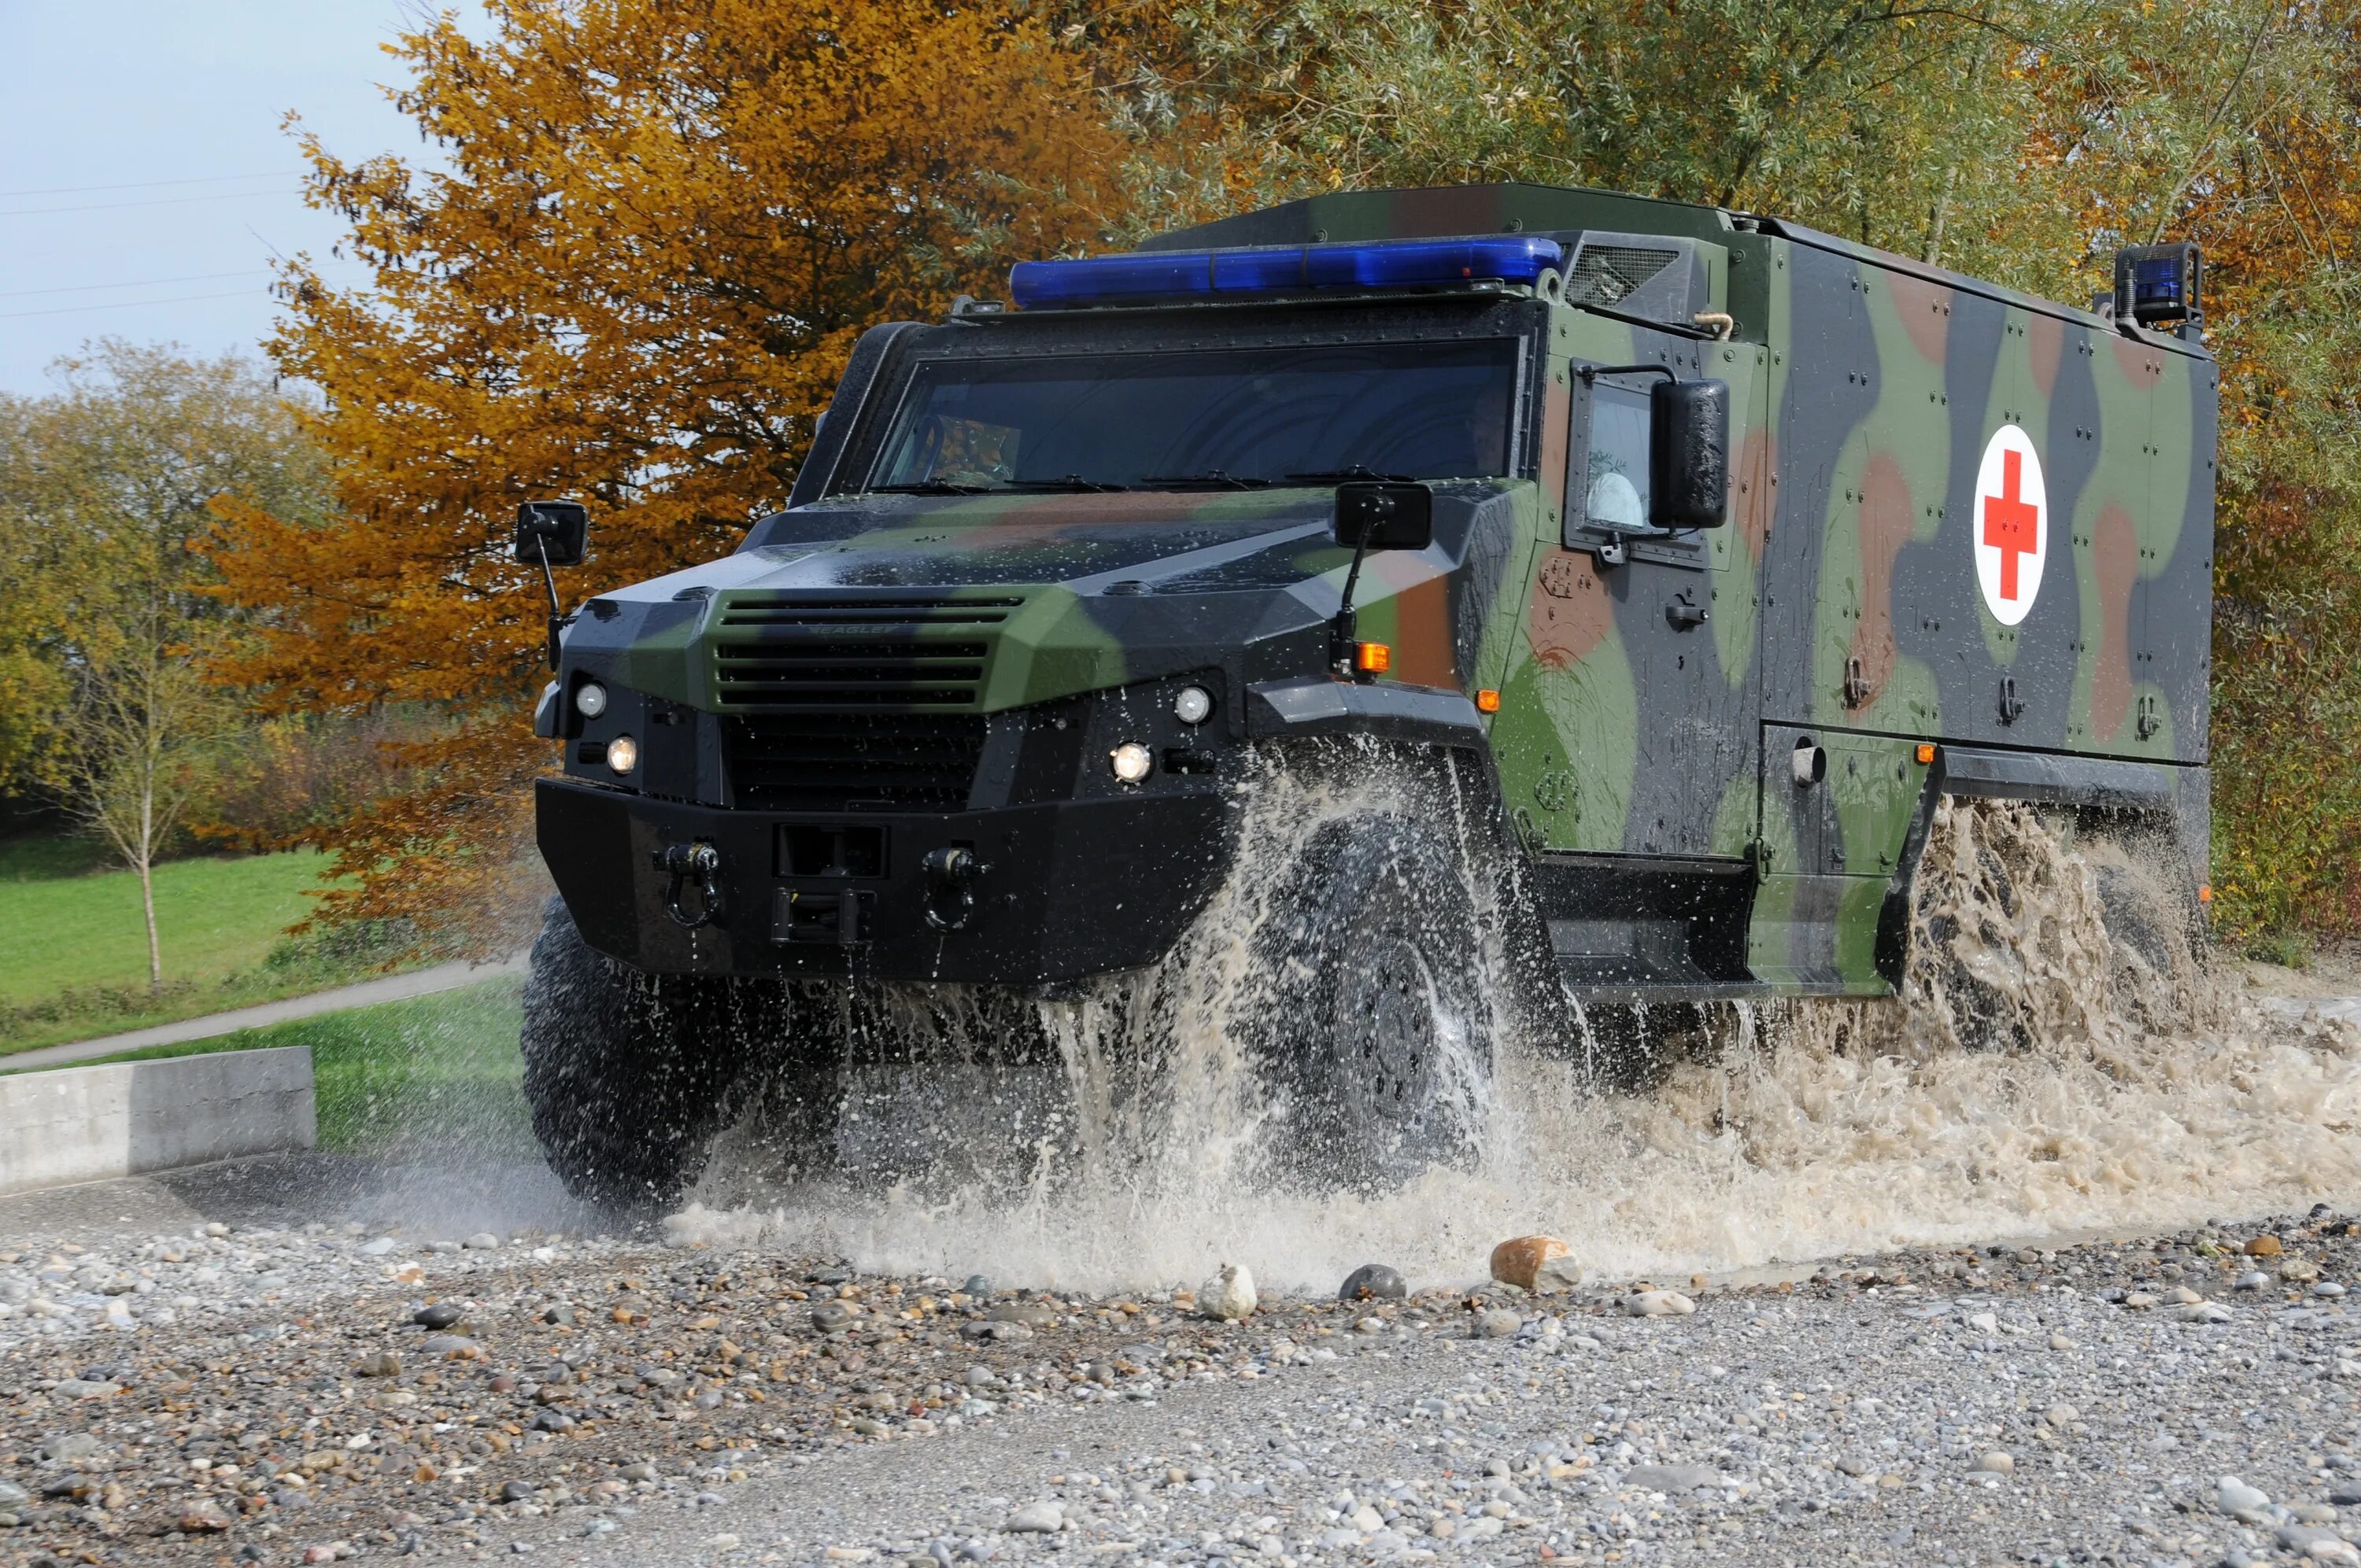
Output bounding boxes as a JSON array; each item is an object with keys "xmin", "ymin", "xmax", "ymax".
[{"xmin": 668, "ymin": 788, "xmax": 2361, "ymax": 1295}]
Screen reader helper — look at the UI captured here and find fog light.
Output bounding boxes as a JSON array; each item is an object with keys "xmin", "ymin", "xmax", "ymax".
[
  {"xmin": 607, "ymin": 734, "xmax": 639, "ymax": 776},
  {"xmin": 1109, "ymin": 742, "xmax": 1152, "ymax": 784},
  {"xmin": 1173, "ymin": 685, "xmax": 1213, "ymax": 725},
  {"xmin": 574, "ymin": 681, "xmax": 608, "ymax": 718}
]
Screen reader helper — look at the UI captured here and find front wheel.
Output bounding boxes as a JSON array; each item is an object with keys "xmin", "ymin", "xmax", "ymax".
[
  {"xmin": 1254, "ymin": 817, "xmax": 1495, "ymax": 1188},
  {"xmin": 520, "ymin": 898, "xmax": 770, "ymax": 1212}
]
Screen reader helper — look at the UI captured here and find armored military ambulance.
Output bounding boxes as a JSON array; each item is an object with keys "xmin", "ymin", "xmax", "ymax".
[{"xmin": 512, "ymin": 183, "xmax": 2215, "ymax": 1205}]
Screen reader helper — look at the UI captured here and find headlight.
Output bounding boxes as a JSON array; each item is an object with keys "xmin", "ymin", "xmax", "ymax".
[
  {"xmin": 1109, "ymin": 742, "xmax": 1152, "ymax": 784},
  {"xmin": 1173, "ymin": 685, "xmax": 1213, "ymax": 725},
  {"xmin": 574, "ymin": 681, "xmax": 608, "ymax": 718},
  {"xmin": 607, "ymin": 735, "xmax": 639, "ymax": 776}
]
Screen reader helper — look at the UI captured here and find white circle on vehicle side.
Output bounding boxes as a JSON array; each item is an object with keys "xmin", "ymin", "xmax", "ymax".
[{"xmin": 1972, "ymin": 423, "xmax": 2047, "ymax": 626}]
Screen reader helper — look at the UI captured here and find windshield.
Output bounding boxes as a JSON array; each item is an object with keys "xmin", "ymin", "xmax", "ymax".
[{"xmin": 867, "ymin": 339, "xmax": 1522, "ymax": 492}]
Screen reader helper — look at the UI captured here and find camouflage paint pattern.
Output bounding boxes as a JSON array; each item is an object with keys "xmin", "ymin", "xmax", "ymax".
[{"xmin": 541, "ymin": 182, "xmax": 2214, "ymax": 998}]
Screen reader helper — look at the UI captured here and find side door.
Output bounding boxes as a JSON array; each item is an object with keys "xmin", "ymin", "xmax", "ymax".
[{"xmin": 1497, "ymin": 334, "xmax": 1757, "ymax": 861}]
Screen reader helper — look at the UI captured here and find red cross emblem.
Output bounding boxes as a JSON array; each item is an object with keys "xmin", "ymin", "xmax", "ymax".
[
  {"xmin": 1972, "ymin": 425, "xmax": 2046, "ymax": 626},
  {"xmin": 1982, "ymin": 448, "xmax": 2040, "ymax": 601}
]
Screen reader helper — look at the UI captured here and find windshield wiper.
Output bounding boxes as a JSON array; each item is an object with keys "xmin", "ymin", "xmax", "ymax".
[
  {"xmin": 1001, "ymin": 474, "xmax": 1130, "ymax": 493},
  {"xmin": 1283, "ymin": 466, "xmax": 1416, "ymax": 485},
  {"xmin": 1138, "ymin": 470, "xmax": 1274, "ymax": 490},
  {"xmin": 870, "ymin": 480, "xmax": 1000, "ymax": 495}
]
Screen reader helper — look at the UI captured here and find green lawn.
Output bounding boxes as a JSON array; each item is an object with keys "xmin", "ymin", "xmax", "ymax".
[
  {"xmin": 0, "ymin": 845, "xmax": 333, "ymax": 1005},
  {"xmin": 34, "ymin": 979, "xmax": 534, "ymax": 1158}
]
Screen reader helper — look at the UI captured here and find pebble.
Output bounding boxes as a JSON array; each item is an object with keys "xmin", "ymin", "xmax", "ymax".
[
  {"xmin": 1487, "ymin": 1234, "xmax": 1574, "ymax": 1293},
  {"xmin": 2280, "ymin": 1526, "xmax": 2361, "ymax": 1565},
  {"xmin": 2237, "ymin": 1270, "xmax": 2271, "ymax": 1289},
  {"xmin": 354, "ymin": 1348, "xmax": 402, "ymax": 1378},
  {"xmin": 1475, "ymin": 1308, "xmax": 1522, "ymax": 1339},
  {"xmin": 2219, "ymin": 1476, "xmax": 2273, "ymax": 1520},
  {"xmin": 1971, "ymin": 1451, "xmax": 2015, "ymax": 1475},
  {"xmin": 2319, "ymin": 1281, "xmax": 2349, "ymax": 1297},
  {"xmin": 1625, "ymin": 1463, "xmax": 1719, "ymax": 1493},
  {"xmin": 1006, "ymin": 1500, "xmax": 1064, "ymax": 1533},
  {"xmin": 2175, "ymin": 1301, "xmax": 2234, "ymax": 1323},
  {"xmin": 2283, "ymin": 1257, "xmax": 2325, "ymax": 1282},
  {"xmin": 414, "ymin": 1302, "xmax": 466, "ymax": 1330},
  {"xmin": 2248, "ymin": 1234, "xmax": 2285, "ymax": 1256},
  {"xmin": 1337, "ymin": 1263, "xmax": 1407, "ymax": 1302},
  {"xmin": 1621, "ymin": 1290, "xmax": 1696, "ymax": 1317},
  {"xmin": 464, "ymin": 1232, "xmax": 501, "ymax": 1249},
  {"xmin": 1203, "ymin": 1262, "xmax": 1257, "ymax": 1321}
]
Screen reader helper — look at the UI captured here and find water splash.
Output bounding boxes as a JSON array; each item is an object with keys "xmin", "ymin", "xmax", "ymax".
[{"xmin": 673, "ymin": 785, "xmax": 2361, "ymax": 1293}]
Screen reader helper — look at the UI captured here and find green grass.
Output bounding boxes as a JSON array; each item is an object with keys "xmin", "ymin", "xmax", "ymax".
[
  {"xmin": 0, "ymin": 839, "xmax": 442, "ymax": 1055},
  {"xmin": 0, "ymin": 846, "xmax": 334, "ymax": 1005},
  {"xmin": 33, "ymin": 979, "xmax": 534, "ymax": 1158}
]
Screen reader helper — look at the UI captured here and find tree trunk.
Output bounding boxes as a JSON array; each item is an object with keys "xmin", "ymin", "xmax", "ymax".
[{"xmin": 139, "ymin": 853, "xmax": 161, "ymax": 994}]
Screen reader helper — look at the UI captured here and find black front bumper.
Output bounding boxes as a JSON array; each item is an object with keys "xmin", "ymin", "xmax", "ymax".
[{"xmin": 536, "ymin": 777, "xmax": 1236, "ymax": 984}]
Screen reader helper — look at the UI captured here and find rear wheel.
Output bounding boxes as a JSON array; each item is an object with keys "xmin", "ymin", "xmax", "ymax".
[
  {"xmin": 520, "ymin": 899, "xmax": 774, "ymax": 1212},
  {"xmin": 1254, "ymin": 817, "xmax": 1494, "ymax": 1188}
]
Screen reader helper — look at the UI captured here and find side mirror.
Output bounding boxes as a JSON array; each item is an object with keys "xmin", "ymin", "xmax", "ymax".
[
  {"xmin": 514, "ymin": 500, "xmax": 589, "ymax": 566},
  {"xmin": 1650, "ymin": 379, "xmax": 1728, "ymax": 530},
  {"xmin": 1333, "ymin": 481, "xmax": 1434, "ymax": 552}
]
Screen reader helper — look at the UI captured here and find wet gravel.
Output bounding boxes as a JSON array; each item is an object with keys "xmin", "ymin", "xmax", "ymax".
[{"xmin": 8, "ymin": 1181, "xmax": 2361, "ymax": 1566}]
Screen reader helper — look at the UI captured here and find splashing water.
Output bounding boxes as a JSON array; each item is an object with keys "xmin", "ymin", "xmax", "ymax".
[{"xmin": 671, "ymin": 777, "xmax": 2361, "ymax": 1293}]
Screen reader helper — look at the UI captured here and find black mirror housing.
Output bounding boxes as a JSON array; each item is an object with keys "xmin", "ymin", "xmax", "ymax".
[
  {"xmin": 514, "ymin": 500, "xmax": 589, "ymax": 566},
  {"xmin": 1650, "ymin": 379, "xmax": 1729, "ymax": 530},
  {"xmin": 1333, "ymin": 481, "xmax": 1434, "ymax": 552}
]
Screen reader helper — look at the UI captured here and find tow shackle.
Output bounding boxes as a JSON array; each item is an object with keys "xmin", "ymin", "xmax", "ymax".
[{"xmin": 655, "ymin": 840, "xmax": 725, "ymax": 930}]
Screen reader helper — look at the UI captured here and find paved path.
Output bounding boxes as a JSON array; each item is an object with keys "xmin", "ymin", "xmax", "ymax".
[{"xmin": 0, "ymin": 954, "xmax": 527, "ymax": 1073}]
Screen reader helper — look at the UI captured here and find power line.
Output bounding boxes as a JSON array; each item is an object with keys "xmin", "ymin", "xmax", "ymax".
[
  {"xmin": 0, "ymin": 188, "xmax": 297, "ymax": 219},
  {"xmin": 0, "ymin": 170, "xmax": 303, "ymax": 200},
  {"xmin": 0, "ymin": 288, "xmax": 272, "ymax": 322},
  {"xmin": 0, "ymin": 267, "xmax": 268, "ymax": 300}
]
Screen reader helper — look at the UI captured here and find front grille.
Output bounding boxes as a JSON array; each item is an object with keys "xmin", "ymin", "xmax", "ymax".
[
  {"xmin": 726, "ymin": 711, "xmax": 988, "ymax": 812},
  {"xmin": 709, "ymin": 592, "xmax": 1025, "ymax": 709}
]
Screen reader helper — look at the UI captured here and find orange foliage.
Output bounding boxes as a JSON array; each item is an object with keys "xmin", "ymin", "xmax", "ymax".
[{"xmin": 210, "ymin": 0, "xmax": 1119, "ymax": 946}]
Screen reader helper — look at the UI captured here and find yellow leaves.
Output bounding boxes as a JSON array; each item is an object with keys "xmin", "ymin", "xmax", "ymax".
[{"xmin": 213, "ymin": 0, "xmax": 1118, "ymax": 943}]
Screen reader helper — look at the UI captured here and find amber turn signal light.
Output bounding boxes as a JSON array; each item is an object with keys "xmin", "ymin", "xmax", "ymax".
[
  {"xmin": 1915, "ymin": 742, "xmax": 1937, "ymax": 765},
  {"xmin": 1475, "ymin": 688, "xmax": 1501, "ymax": 714},
  {"xmin": 1354, "ymin": 641, "xmax": 1391, "ymax": 674}
]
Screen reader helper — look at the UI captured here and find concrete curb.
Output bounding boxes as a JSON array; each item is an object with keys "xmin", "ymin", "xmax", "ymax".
[{"xmin": 0, "ymin": 1046, "xmax": 316, "ymax": 1197}]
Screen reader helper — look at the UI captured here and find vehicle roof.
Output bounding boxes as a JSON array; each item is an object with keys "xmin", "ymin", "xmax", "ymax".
[{"xmin": 1143, "ymin": 182, "xmax": 2209, "ymax": 362}]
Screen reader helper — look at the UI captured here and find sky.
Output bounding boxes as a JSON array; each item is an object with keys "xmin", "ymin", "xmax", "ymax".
[{"xmin": 0, "ymin": 2, "xmax": 479, "ymax": 396}]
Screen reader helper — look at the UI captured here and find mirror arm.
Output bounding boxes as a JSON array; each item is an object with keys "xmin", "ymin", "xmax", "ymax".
[
  {"xmin": 1329, "ymin": 529, "xmax": 1374, "ymax": 678},
  {"xmin": 534, "ymin": 534, "xmax": 568, "ymax": 672}
]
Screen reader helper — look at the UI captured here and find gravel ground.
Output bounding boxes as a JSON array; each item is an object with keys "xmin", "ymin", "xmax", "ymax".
[{"xmin": 6, "ymin": 1158, "xmax": 2361, "ymax": 1567}]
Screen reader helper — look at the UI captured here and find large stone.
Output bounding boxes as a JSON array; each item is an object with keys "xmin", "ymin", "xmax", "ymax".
[
  {"xmin": 1203, "ymin": 1263, "xmax": 1257, "ymax": 1321},
  {"xmin": 2245, "ymin": 1235, "xmax": 2285, "ymax": 1256},
  {"xmin": 985, "ymin": 1300, "xmax": 1054, "ymax": 1328},
  {"xmin": 1489, "ymin": 1235, "xmax": 1571, "ymax": 1293},
  {"xmin": 1338, "ymin": 1264, "xmax": 1407, "ymax": 1303},
  {"xmin": 1007, "ymin": 1501, "xmax": 1063, "ymax": 1533},
  {"xmin": 2278, "ymin": 1526, "xmax": 2361, "ymax": 1566},
  {"xmin": 2219, "ymin": 1476, "xmax": 2271, "ymax": 1521},
  {"xmin": 1625, "ymin": 1464, "xmax": 1718, "ymax": 1494},
  {"xmin": 177, "ymin": 1501, "xmax": 237, "ymax": 1533}
]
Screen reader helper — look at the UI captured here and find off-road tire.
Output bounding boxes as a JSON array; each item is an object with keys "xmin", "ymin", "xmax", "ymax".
[
  {"xmin": 520, "ymin": 898, "xmax": 766, "ymax": 1212},
  {"xmin": 1255, "ymin": 817, "xmax": 1493, "ymax": 1189}
]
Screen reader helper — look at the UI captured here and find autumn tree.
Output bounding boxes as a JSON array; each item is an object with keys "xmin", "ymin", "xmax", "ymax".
[
  {"xmin": 0, "ymin": 343, "xmax": 331, "ymax": 987},
  {"xmin": 210, "ymin": 0, "xmax": 1122, "ymax": 946}
]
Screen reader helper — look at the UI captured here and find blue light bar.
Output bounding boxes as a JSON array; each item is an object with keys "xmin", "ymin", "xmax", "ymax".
[{"xmin": 1010, "ymin": 234, "xmax": 1565, "ymax": 309}]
